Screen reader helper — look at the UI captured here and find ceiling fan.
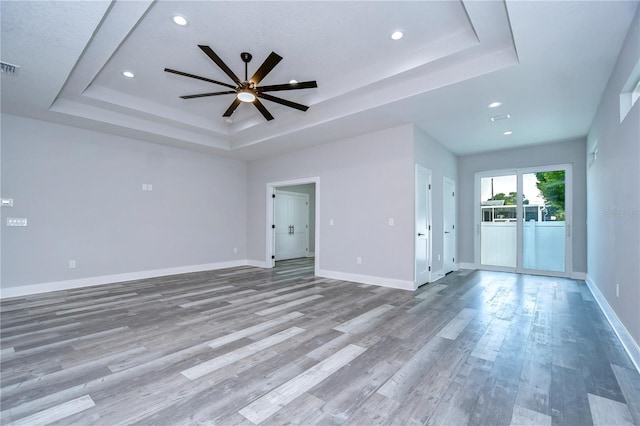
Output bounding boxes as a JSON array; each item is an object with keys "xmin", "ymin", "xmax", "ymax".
[{"xmin": 164, "ymin": 45, "xmax": 318, "ymax": 121}]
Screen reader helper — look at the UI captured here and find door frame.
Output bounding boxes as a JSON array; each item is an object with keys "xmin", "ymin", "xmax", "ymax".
[
  {"xmin": 414, "ymin": 165, "xmax": 433, "ymax": 287},
  {"xmin": 274, "ymin": 189, "xmax": 310, "ymax": 261},
  {"xmin": 266, "ymin": 177, "xmax": 320, "ymax": 274},
  {"xmin": 443, "ymin": 176, "xmax": 457, "ymax": 274},
  {"xmin": 473, "ymin": 164, "xmax": 573, "ymax": 277}
]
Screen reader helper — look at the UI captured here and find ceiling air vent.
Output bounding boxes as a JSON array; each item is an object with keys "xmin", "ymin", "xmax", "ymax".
[
  {"xmin": 1, "ymin": 61, "xmax": 20, "ymax": 76},
  {"xmin": 490, "ymin": 113, "xmax": 511, "ymax": 122}
]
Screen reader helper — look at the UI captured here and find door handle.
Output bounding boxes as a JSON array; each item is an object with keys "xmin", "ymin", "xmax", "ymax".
[
  {"xmin": 445, "ymin": 231, "xmax": 451, "ymax": 234},
  {"xmin": 417, "ymin": 233, "xmax": 425, "ymax": 237},
  {"xmin": 292, "ymin": 225, "xmax": 294, "ymax": 234}
]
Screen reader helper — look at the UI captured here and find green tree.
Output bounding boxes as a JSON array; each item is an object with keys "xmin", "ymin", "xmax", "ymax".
[
  {"xmin": 488, "ymin": 191, "xmax": 529, "ymax": 205},
  {"xmin": 536, "ymin": 171, "xmax": 565, "ymax": 220}
]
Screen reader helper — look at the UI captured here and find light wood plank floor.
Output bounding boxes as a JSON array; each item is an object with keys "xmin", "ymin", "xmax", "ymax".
[{"xmin": 1, "ymin": 259, "xmax": 639, "ymax": 425}]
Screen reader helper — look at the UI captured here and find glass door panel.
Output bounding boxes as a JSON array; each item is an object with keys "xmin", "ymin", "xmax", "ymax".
[
  {"xmin": 522, "ymin": 171, "xmax": 565, "ymax": 272},
  {"xmin": 480, "ymin": 175, "xmax": 517, "ymax": 268}
]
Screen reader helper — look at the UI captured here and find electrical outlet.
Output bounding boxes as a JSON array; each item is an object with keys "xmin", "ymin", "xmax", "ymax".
[
  {"xmin": 356, "ymin": 257, "xmax": 362, "ymax": 264},
  {"xmin": 616, "ymin": 283, "xmax": 620, "ymax": 298},
  {"xmin": 438, "ymin": 254, "xmax": 441, "ymax": 261},
  {"xmin": 69, "ymin": 260, "xmax": 76, "ymax": 269},
  {"xmin": 329, "ymin": 219, "xmax": 334, "ymax": 226},
  {"xmin": 233, "ymin": 247, "xmax": 238, "ymax": 254},
  {"xmin": 388, "ymin": 218, "xmax": 394, "ymax": 226}
]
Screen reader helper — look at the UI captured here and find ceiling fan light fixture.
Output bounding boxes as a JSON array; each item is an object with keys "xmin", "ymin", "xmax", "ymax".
[
  {"xmin": 503, "ymin": 131, "xmax": 513, "ymax": 135},
  {"xmin": 488, "ymin": 101, "xmax": 502, "ymax": 108},
  {"xmin": 237, "ymin": 89, "xmax": 256, "ymax": 103},
  {"xmin": 122, "ymin": 71, "xmax": 135, "ymax": 78}
]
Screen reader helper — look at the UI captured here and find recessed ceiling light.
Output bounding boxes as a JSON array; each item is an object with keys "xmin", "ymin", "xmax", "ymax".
[
  {"xmin": 122, "ymin": 71, "xmax": 134, "ymax": 78},
  {"xmin": 172, "ymin": 15, "xmax": 188, "ymax": 26},
  {"xmin": 488, "ymin": 101, "xmax": 502, "ymax": 108},
  {"xmin": 391, "ymin": 31, "xmax": 403, "ymax": 41},
  {"xmin": 503, "ymin": 131, "xmax": 513, "ymax": 135},
  {"xmin": 289, "ymin": 79, "xmax": 298, "ymax": 84}
]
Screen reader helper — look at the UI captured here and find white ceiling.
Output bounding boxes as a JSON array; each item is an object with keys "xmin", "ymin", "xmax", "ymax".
[{"xmin": 1, "ymin": 1, "xmax": 637, "ymax": 161}]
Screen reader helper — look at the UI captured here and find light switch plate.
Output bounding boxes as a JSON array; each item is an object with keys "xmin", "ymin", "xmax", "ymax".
[
  {"xmin": 1, "ymin": 198, "xmax": 13, "ymax": 207},
  {"xmin": 7, "ymin": 218, "xmax": 27, "ymax": 226}
]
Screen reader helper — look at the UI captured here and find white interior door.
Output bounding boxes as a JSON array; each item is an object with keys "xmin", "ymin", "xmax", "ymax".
[
  {"xmin": 443, "ymin": 177, "xmax": 456, "ymax": 274},
  {"xmin": 415, "ymin": 165, "xmax": 432, "ymax": 286},
  {"xmin": 274, "ymin": 190, "xmax": 309, "ymax": 261}
]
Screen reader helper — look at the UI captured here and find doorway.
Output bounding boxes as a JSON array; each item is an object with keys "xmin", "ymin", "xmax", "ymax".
[
  {"xmin": 415, "ymin": 165, "xmax": 432, "ymax": 287},
  {"xmin": 475, "ymin": 164, "xmax": 572, "ymax": 276},
  {"xmin": 443, "ymin": 177, "xmax": 456, "ymax": 274},
  {"xmin": 274, "ymin": 189, "xmax": 309, "ymax": 261},
  {"xmin": 266, "ymin": 178, "xmax": 319, "ymax": 273}
]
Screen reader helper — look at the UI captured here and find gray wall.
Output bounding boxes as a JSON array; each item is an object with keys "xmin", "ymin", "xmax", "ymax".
[
  {"xmin": 278, "ymin": 183, "xmax": 316, "ymax": 254},
  {"xmin": 587, "ymin": 6, "xmax": 640, "ymax": 346},
  {"xmin": 457, "ymin": 138, "xmax": 588, "ymax": 274},
  {"xmin": 1, "ymin": 114, "xmax": 247, "ymax": 290},
  {"xmin": 414, "ymin": 126, "xmax": 459, "ymax": 278},
  {"xmin": 247, "ymin": 124, "xmax": 416, "ymax": 283}
]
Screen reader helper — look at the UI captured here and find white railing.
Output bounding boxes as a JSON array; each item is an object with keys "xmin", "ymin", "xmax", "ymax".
[{"xmin": 481, "ymin": 221, "xmax": 565, "ymax": 272}]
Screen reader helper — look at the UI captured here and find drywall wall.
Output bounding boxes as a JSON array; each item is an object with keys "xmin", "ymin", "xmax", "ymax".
[
  {"xmin": 587, "ymin": 6, "xmax": 640, "ymax": 353},
  {"xmin": 457, "ymin": 138, "xmax": 587, "ymax": 274},
  {"xmin": 1, "ymin": 114, "xmax": 247, "ymax": 293},
  {"xmin": 247, "ymin": 124, "xmax": 415, "ymax": 287},
  {"xmin": 414, "ymin": 126, "xmax": 459, "ymax": 279}
]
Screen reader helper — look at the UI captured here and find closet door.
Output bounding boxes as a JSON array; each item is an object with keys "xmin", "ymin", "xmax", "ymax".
[{"xmin": 274, "ymin": 191, "xmax": 309, "ymax": 261}]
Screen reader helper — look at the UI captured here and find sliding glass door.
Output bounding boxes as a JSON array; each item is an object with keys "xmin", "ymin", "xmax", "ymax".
[
  {"xmin": 522, "ymin": 170, "xmax": 566, "ymax": 272},
  {"xmin": 476, "ymin": 165, "xmax": 572, "ymax": 276},
  {"xmin": 480, "ymin": 173, "xmax": 518, "ymax": 268}
]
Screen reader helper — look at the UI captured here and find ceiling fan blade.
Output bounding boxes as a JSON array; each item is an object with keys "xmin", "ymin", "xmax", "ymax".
[
  {"xmin": 198, "ymin": 45, "xmax": 242, "ymax": 86},
  {"xmin": 258, "ymin": 93, "xmax": 309, "ymax": 112},
  {"xmin": 257, "ymin": 80, "xmax": 318, "ymax": 92},
  {"xmin": 249, "ymin": 52, "xmax": 283, "ymax": 85},
  {"xmin": 223, "ymin": 98, "xmax": 242, "ymax": 117},
  {"xmin": 180, "ymin": 91, "xmax": 236, "ymax": 99},
  {"xmin": 253, "ymin": 98, "xmax": 275, "ymax": 121},
  {"xmin": 164, "ymin": 68, "xmax": 236, "ymax": 89}
]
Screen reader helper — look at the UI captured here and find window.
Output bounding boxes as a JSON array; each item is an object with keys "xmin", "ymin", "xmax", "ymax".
[{"xmin": 620, "ymin": 60, "xmax": 640, "ymax": 123}]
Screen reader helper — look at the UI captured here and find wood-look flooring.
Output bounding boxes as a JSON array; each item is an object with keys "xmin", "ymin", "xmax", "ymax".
[{"xmin": 1, "ymin": 258, "xmax": 639, "ymax": 425}]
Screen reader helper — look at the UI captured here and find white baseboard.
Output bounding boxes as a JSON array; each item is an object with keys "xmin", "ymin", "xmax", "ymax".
[
  {"xmin": 430, "ymin": 269, "xmax": 445, "ymax": 282},
  {"xmin": 459, "ymin": 262, "xmax": 476, "ymax": 270},
  {"xmin": 571, "ymin": 271, "xmax": 587, "ymax": 280},
  {"xmin": 585, "ymin": 274, "xmax": 640, "ymax": 373},
  {"xmin": 0, "ymin": 260, "xmax": 249, "ymax": 299},
  {"xmin": 246, "ymin": 259, "xmax": 272, "ymax": 268},
  {"xmin": 316, "ymin": 269, "xmax": 414, "ymax": 291}
]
